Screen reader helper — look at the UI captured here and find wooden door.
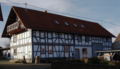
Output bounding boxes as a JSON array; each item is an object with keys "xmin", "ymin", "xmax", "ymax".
[
  {"xmin": 75, "ymin": 49, "xmax": 79, "ymax": 59},
  {"xmin": 64, "ymin": 46, "xmax": 69, "ymax": 58}
]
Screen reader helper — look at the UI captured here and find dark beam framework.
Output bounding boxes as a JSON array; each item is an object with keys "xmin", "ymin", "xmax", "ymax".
[{"xmin": 0, "ymin": 3, "xmax": 3, "ymax": 21}]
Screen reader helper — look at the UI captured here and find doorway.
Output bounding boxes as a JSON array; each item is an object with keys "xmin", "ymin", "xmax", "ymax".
[{"xmin": 75, "ymin": 49, "xmax": 80, "ymax": 59}]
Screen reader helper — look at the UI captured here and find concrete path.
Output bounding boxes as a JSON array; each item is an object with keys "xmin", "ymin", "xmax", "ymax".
[{"xmin": 0, "ymin": 60, "xmax": 51, "ymax": 69}]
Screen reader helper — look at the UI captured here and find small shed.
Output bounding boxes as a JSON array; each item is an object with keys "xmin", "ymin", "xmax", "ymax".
[
  {"xmin": 95, "ymin": 50, "xmax": 120, "ymax": 61},
  {"xmin": 0, "ymin": 47, "xmax": 10, "ymax": 58}
]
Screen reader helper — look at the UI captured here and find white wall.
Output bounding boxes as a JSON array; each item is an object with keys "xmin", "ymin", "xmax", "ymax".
[
  {"xmin": 10, "ymin": 29, "xmax": 32, "ymax": 60},
  {"xmin": 10, "ymin": 29, "xmax": 32, "ymax": 46},
  {"xmin": 10, "ymin": 45, "xmax": 32, "ymax": 60},
  {"xmin": 75, "ymin": 47, "xmax": 92, "ymax": 58}
]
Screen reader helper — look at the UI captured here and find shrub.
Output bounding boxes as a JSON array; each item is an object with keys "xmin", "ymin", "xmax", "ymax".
[
  {"xmin": 98, "ymin": 56, "xmax": 104, "ymax": 61},
  {"xmin": 69, "ymin": 59, "xmax": 84, "ymax": 63},
  {"xmin": 100, "ymin": 61, "xmax": 109, "ymax": 65},
  {"xmin": 89, "ymin": 57, "xmax": 100, "ymax": 64}
]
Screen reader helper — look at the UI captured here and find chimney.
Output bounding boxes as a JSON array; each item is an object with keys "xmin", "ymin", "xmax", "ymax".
[{"xmin": 44, "ymin": 10, "xmax": 47, "ymax": 13}]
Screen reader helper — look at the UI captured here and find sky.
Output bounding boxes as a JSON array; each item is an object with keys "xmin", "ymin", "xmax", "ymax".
[{"xmin": 0, "ymin": 0, "xmax": 120, "ymax": 47}]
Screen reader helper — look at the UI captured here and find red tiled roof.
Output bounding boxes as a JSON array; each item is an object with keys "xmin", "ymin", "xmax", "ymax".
[
  {"xmin": 114, "ymin": 33, "xmax": 120, "ymax": 43},
  {"xmin": 2, "ymin": 6, "xmax": 115, "ymax": 37}
]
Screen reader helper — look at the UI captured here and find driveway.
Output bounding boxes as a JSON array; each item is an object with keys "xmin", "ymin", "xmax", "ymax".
[{"xmin": 0, "ymin": 60, "xmax": 51, "ymax": 69}]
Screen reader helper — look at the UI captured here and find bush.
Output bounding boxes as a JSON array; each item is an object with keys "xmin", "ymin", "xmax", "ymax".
[
  {"xmin": 89, "ymin": 57, "xmax": 100, "ymax": 64},
  {"xmin": 100, "ymin": 61, "xmax": 109, "ymax": 65},
  {"xmin": 69, "ymin": 59, "xmax": 84, "ymax": 63},
  {"xmin": 98, "ymin": 56, "xmax": 104, "ymax": 61}
]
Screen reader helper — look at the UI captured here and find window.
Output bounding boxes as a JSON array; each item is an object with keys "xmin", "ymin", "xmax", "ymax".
[
  {"xmin": 41, "ymin": 32, "xmax": 44, "ymax": 38},
  {"xmin": 81, "ymin": 25, "xmax": 85, "ymax": 28},
  {"xmin": 73, "ymin": 24, "xmax": 78, "ymax": 27},
  {"xmin": 85, "ymin": 36, "xmax": 89, "ymax": 42},
  {"xmin": 14, "ymin": 48, "xmax": 17, "ymax": 55},
  {"xmin": 64, "ymin": 22, "xmax": 69, "ymax": 26},
  {"xmin": 78, "ymin": 35, "xmax": 82, "ymax": 42},
  {"xmin": 48, "ymin": 32, "xmax": 52, "ymax": 38},
  {"xmin": 41, "ymin": 45, "xmax": 46, "ymax": 53},
  {"xmin": 106, "ymin": 38, "xmax": 110, "ymax": 41},
  {"xmin": 55, "ymin": 33, "xmax": 58, "ymax": 37},
  {"xmin": 65, "ymin": 34, "xmax": 68, "ymax": 39},
  {"xmin": 49, "ymin": 46, "xmax": 53, "ymax": 53},
  {"xmin": 82, "ymin": 48, "xmax": 87, "ymax": 55},
  {"xmin": 65, "ymin": 46, "xmax": 69, "ymax": 52},
  {"xmin": 55, "ymin": 20, "xmax": 59, "ymax": 24},
  {"xmin": 13, "ymin": 35, "xmax": 17, "ymax": 43}
]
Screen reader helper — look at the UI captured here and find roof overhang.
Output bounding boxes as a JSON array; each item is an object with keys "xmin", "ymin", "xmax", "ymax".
[
  {"xmin": 1, "ymin": 6, "xmax": 26, "ymax": 38},
  {"xmin": 95, "ymin": 50, "xmax": 120, "ymax": 53},
  {"xmin": 0, "ymin": 47, "xmax": 10, "ymax": 51},
  {"xmin": 30, "ymin": 28, "xmax": 115, "ymax": 37}
]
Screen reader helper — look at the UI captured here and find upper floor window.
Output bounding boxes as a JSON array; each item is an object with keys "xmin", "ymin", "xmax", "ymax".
[
  {"xmin": 41, "ymin": 32, "xmax": 44, "ymax": 38},
  {"xmin": 82, "ymin": 48, "xmax": 87, "ymax": 55},
  {"xmin": 13, "ymin": 35, "xmax": 17, "ymax": 43},
  {"xmin": 55, "ymin": 33, "xmax": 58, "ymax": 37},
  {"xmin": 41, "ymin": 45, "xmax": 46, "ymax": 53},
  {"xmin": 48, "ymin": 32, "xmax": 52, "ymax": 38},
  {"xmin": 78, "ymin": 35, "xmax": 82, "ymax": 42},
  {"xmin": 106, "ymin": 38, "xmax": 110, "ymax": 41},
  {"xmin": 85, "ymin": 36, "xmax": 89, "ymax": 42},
  {"xmin": 65, "ymin": 34, "xmax": 68, "ymax": 39}
]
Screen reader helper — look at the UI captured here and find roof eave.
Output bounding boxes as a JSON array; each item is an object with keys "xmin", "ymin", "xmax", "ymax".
[{"xmin": 29, "ymin": 28, "xmax": 115, "ymax": 37}]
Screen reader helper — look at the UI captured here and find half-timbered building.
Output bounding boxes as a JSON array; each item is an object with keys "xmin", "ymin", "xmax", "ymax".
[{"xmin": 1, "ymin": 6, "xmax": 115, "ymax": 63}]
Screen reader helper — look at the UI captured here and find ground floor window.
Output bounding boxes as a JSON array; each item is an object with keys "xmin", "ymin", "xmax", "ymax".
[
  {"xmin": 41, "ymin": 45, "xmax": 46, "ymax": 53},
  {"xmin": 65, "ymin": 46, "xmax": 69, "ymax": 52},
  {"xmin": 48, "ymin": 45, "xmax": 53, "ymax": 53},
  {"xmin": 14, "ymin": 48, "xmax": 17, "ymax": 55},
  {"xmin": 82, "ymin": 48, "xmax": 87, "ymax": 55}
]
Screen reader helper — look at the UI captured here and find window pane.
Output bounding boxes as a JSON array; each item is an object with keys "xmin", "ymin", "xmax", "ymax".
[
  {"xmin": 78, "ymin": 36, "xmax": 81, "ymax": 41},
  {"xmin": 85, "ymin": 36, "xmax": 89, "ymax": 42},
  {"xmin": 65, "ymin": 34, "xmax": 67, "ymax": 39},
  {"xmin": 14, "ymin": 49, "xmax": 17, "ymax": 55},
  {"xmin": 49, "ymin": 46, "xmax": 53, "ymax": 53},
  {"xmin": 41, "ymin": 32, "xmax": 44, "ymax": 38},
  {"xmin": 65, "ymin": 46, "xmax": 68, "ymax": 52},
  {"xmin": 41, "ymin": 46, "xmax": 45, "ymax": 53},
  {"xmin": 48, "ymin": 33, "xmax": 51, "ymax": 38}
]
